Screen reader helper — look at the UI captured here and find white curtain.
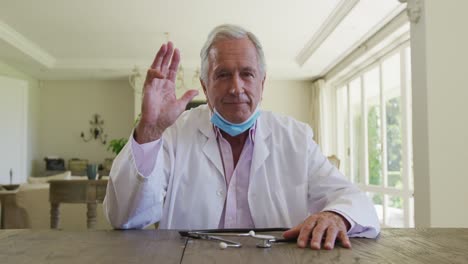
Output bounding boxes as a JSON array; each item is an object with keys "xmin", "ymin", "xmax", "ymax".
[
  {"xmin": 310, "ymin": 79, "xmax": 323, "ymax": 146},
  {"xmin": 310, "ymin": 79, "xmax": 333, "ymax": 155}
]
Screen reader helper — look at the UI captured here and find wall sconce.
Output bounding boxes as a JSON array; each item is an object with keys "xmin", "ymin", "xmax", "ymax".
[{"xmin": 81, "ymin": 114, "xmax": 108, "ymax": 145}]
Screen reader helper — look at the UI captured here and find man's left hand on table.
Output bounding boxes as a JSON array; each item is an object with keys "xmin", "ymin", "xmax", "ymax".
[{"xmin": 283, "ymin": 211, "xmax": 351, "ymax": 250}]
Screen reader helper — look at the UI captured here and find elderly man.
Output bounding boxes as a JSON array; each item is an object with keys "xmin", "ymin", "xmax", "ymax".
[{"xmin": 104, "ymin": 24, "xmax": 380, "ymax": 250}]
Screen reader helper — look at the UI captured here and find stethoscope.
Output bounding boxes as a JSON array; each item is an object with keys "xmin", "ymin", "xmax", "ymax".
[{"xmin": 179, "ymin": 228, "xmax": 294, "ymax": 249}]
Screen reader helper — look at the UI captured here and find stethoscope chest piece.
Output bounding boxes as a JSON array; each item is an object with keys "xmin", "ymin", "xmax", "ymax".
[{"xmin": 256, "ymin": 239, "xmax": 273, "ymax": 248}]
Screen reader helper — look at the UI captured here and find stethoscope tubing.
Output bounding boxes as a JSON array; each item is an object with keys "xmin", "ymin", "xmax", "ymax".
[{"xmin": 179, "ymin": 228, "xmax": 299, "ymax": 249}]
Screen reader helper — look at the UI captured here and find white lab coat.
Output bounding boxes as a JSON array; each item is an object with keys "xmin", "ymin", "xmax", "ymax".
[{"xmin": 104, "ymin": 105, "xmax": 380, "ymax": 237}]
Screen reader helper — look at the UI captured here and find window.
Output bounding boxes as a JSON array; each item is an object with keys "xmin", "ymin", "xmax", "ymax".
[{"xmin": 335, "ymin": 44, "xmax": 413, "ymax": 227}]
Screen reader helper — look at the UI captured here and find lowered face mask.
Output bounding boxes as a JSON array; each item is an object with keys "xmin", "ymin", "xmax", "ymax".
[{"xmin": 210, "ymin": 108, "xmax": 261, "ymax": 137}]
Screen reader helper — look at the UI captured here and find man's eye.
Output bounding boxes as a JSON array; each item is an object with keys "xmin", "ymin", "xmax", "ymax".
[
  {"xmin": 242, "ymin": 72, "xmax": 255, "ymax": 78},
  {"xmin": 217, "ymin": 73, "xmax": 229, "ymax": 79}
]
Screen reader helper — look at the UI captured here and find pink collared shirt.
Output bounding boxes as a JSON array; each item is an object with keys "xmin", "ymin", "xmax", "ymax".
[{"xmin": 213, "ymin": 125, "xmax": 255, "ymax": 228}]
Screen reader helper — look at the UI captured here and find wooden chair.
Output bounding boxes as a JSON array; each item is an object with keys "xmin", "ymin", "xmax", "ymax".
[{"xmin": 327, "ymin": 155, "xmax": 340, "ymax": 169}]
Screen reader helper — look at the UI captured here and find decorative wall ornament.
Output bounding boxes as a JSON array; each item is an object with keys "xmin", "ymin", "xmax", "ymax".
[
  {"xmin": 175, "ymin": 65, "xmax": 201, "ymax": 90},
  {"xmin": 128, "ymin": 66, "xmax": 142, "ymax": 91},
  {"xmin": 80, "ymin": 114, "xmax": 108, "ymax": 145},
  {"xmin": 399, "ymin": 0, "xmax": 422, "ymax": 24},
  {"xmin": 176, "ymin": 64, "xmax": 186, "ymax": 89}
]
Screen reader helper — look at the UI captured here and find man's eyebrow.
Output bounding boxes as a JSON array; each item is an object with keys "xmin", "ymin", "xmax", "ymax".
[
  {"xmin": 241, "ymin": 66, "xmax": 257, "ymax": 72},
  {"xmin": 214, "ymin": 68, "xmax": 229, "ymax": 74},
  {"xmin": 213, "ymin": 66, "xmax": 257, "ymax": 74}
]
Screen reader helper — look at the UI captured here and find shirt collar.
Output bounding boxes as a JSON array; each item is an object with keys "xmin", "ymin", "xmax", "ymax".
[{"xmin": 212, "ymin": 122, "xmax": 257, "ymax": 144}]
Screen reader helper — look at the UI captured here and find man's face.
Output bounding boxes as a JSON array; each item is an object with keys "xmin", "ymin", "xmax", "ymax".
[{"xmin": 201, "ymin": 37, "xmax": 265, "ymax": 123}]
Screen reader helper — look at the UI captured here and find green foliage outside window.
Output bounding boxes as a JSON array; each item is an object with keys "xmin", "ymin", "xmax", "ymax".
[
  {"xmin": 368, "ymin": 106, "xmax": 382, "ymax": 186},
  {"xmin": 367, "ymin": 97, "xmax": 403, "ymax": 209}
]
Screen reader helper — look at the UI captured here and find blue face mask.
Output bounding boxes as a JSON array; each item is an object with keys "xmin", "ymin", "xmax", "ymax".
[{"xmin": 210, "ymin": 108, "xmax": 261, "ymax": 137}]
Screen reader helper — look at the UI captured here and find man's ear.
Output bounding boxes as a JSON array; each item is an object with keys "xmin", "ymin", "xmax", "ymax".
[
  {"xmin": 200, "ymin": 78, "xmax": 207, "ymax": 96},
  {"xmin": 260, "ymin": 74, "xmax": 266, "ymax": 100},
  {"xmin": 261, "ymin": 74, "xmax": 266, "ymax": 92}
]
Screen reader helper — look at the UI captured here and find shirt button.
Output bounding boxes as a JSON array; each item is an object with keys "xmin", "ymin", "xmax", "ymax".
[{"xmin": 216, "ymin": 190, "xmax": 223, "ymax": 196}]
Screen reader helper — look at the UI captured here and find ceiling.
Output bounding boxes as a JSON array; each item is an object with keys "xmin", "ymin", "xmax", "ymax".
[{"xmin": 0, "ymin": 0, "xmax": 405, "ymax": 81}]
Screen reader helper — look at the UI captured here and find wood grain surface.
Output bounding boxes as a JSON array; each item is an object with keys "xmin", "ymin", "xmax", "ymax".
[
  {"xmin": 0, "ymin": 229, "xmax": 187, "ymax": 264},
  {"xmin": 182, "ymin": 229, "xmax": 468, "ymax": 264},
  {"xmin": 1, "ymin": 229, "xmax": 467, "ymax": 264}
]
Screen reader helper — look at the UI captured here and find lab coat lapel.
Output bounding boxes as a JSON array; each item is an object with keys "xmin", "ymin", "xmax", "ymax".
[
  {"xmin": 198, "ymin": 110, "xmax": 225, "ymax": 178},
  {"xmin": 251, "ymin": 114, "xmax": 272, "ymax": 174},
  {"xmin": 249, "ymin": 113, "xmax": 275, "ymax": 227}
]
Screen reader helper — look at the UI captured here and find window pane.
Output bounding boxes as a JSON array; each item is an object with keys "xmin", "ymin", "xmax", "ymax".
[
  {"xmin": 364, "ymin": 67, "xmax": 382, "ymax": 186},
  {"xmin": 382, "ymin": 53, "xmax": 400, "ymax": 94},
  {"xmin": 386, "ymin": 195, "xmax": 404, "ymax": 227},
  {"xmin": 349, "ymin": 78, "xmax": 362, "ymax": 184},
  {"xmin": 367, "ymin": 192, "xmax": 383, "ymax": 224},
  {"xmin": 386, "ymin": 97, "xmax": 402, "ymax": 188},
  {"xmin": 382, "ymin": 53, "xmax": 402, "ymax": 188}
]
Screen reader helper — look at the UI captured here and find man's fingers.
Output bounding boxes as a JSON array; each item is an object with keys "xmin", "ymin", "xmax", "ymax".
[
  {"xmin": 338, "ymin": 230, "xmax": 352, "ymax": 249},
  {"xmin": 160, "ymin": 42, "xmax": 174, "ymax": 74},
  {"xmin": 282, "ymin": 224, "xmax": 302, "ymax": 239},
  {"xmin": 145, "ymin": 69, "xmax": 165, "ymax": 88},
  {"xmin": 323, "ymin": 227, "xmax": 338, "ymax": 250},
  {"xmin": 310, "ymin": 222, "xmax": 327, "ymax": 249},
  {"xmin": 149, "ymin": 42, "xmax": 179, "ymax": 82},
  {"xmin": 151, "ymin": 44, "xmax": 167, "ymax": 69},
  {"xmin": 176, "ymin": 90, "xmax": 199, "ymax": 110},
  {"xmin": 297, "ymin": 221, "xmax": 315, "ymax": 248},
  {"xmin": 289, "ymin": 212, "xmax": 352, "ymax": 250},
  {"xmin": 167, "ymin": 48, "xmax": 180, "ymax": 82}
]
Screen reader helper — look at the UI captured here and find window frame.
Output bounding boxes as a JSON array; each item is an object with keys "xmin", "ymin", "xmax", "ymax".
[{"xmin": 333, "ymin": 41, "xmax": 413, "ymax": 227}]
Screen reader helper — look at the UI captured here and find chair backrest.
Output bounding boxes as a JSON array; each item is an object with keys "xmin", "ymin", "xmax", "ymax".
[{"xmin": 327, "ymin": 155, "xmax": 340, "ymax": 169}]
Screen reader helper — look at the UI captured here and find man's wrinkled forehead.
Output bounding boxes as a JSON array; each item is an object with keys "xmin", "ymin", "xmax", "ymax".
[{"xmin": 208, "ymin": 38, "xmax": 259, "ymax": 68}]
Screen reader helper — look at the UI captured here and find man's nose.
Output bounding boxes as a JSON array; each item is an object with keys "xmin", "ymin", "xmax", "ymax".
[{"xmin": 229, "ymin": 74, "xmax": 244, "ymax": 94}]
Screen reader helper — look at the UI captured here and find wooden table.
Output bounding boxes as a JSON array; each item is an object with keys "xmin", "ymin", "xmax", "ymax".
[
  {"xmin": 1, "ymin": 229, "xmax": 467, "ymax": 263},
  {"xmin": 48, "ymin": 180, "xmax": 108, "ymax": 229}
]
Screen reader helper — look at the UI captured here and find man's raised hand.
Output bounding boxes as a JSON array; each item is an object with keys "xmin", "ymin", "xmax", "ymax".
[{"xmin": 135, "ymin": 42, "xmax": 199, "ymax": 143}]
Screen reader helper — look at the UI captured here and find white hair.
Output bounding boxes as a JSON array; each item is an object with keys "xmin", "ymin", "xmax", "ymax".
[{"xmin": 199, "ymin": 24, "xmax": 266, "ymax": 83}]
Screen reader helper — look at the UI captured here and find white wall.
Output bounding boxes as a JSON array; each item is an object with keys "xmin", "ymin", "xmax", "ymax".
[
  {"xmin": 38, "ymin": 80, "xmax": 134, "ymax": 174},
  {"xmin": 0, "ymin": 60, "xmax": 40, "ymax": 178},
  {"xmin": 411, "ymin": 0, "xmax": 468, "ymax": 227},
  {"xmin": 262, "ymin": 79, "xmax": 312, "ymax": 125}
]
